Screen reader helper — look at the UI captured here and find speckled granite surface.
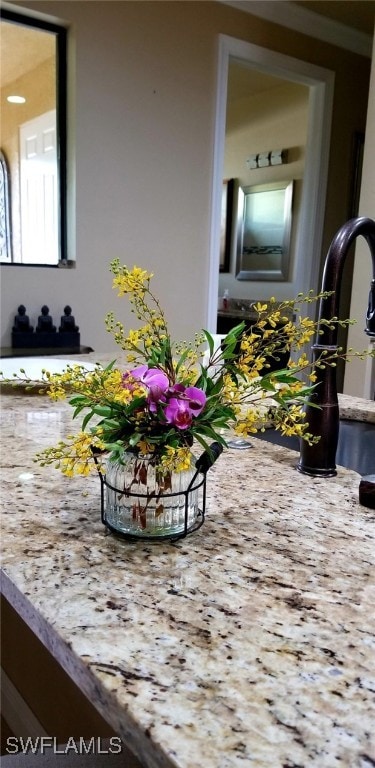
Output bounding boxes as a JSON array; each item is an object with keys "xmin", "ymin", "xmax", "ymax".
[
  {"xmin": 338, "ymin": 392, "xmax": 375, "ymax": 423},
  {"xmin": 1, "ymin": 385, "xmax": 375, "ymax": 768}
]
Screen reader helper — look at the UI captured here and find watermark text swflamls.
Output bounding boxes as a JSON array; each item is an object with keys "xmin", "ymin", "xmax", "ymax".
[{"xmin": 6, "ymin": 736, "xmax": 123, "ymax": 755}]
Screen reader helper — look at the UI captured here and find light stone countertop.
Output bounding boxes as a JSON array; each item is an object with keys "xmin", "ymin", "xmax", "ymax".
[
  {"xmin": 337, "ymin": 392, "xmax": 375, "ymax": 423},
  {"xmin": 1, "ymin": 388, "xmax": 374, "ymax": 768}
]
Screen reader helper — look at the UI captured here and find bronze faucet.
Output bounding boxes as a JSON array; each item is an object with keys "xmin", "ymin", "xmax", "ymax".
[{"xmin": 297, "ymin": 216, "xmax": 375, "ymax": 477}]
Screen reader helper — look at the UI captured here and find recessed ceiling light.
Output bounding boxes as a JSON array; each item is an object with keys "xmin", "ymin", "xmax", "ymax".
[{"xmin": 7, "ymin": 95, "xmax": 26, "ymax": 104}]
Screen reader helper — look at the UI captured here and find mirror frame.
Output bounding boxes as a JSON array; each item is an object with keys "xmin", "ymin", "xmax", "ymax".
[
  {"xmin": 235, "ymin": 180, "xmax": 294, "ymax": 282},
  {"xmin": 0, "ymin": 8, "xmax": 67, "ymax": 266}
]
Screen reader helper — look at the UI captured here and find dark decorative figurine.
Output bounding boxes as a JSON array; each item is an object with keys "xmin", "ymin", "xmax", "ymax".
[
  {"xmin": 58, "ymin": 304, "xmax": 80, "ymax": 349},
  {"xmin": 59, "ymin": 305, "xmax": 79, "ymax": 333},
  {"xmin": 12, "ymin": 304, "xmax": 35, "ymax": 348},
  {"xmin": 36, "ymin": 305, "xmax": 56, "ymax": 334},
  {"xmin": 13, "ymin": 305, "xmax": 33, "ymax": 333}
]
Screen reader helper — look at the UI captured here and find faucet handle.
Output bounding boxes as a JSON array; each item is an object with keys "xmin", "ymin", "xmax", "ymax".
[{"xmin": 365, "ymin": 279, "xmax": 375, "ymax": 337}]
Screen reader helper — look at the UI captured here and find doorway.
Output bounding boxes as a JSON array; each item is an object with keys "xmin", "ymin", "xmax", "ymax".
[
  {"xmin": 19, "ymin": 110, "xmax": 58, "ymax": 265},
  {"xmin": 207, "ymin": 35, "xmax": 335, "ymax": 330}
]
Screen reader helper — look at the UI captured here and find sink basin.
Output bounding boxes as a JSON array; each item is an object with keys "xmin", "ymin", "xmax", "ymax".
[
  {"xmin": 0, "ymin": 357, "xmax": 96, "ymax": 380},
  {"xmin": 252, "ymin": 419, "xmax": 375, "ymax": 476},
  {"xmin": 0, "ymin": 357, "xmax": 96, "ymax": 393}
]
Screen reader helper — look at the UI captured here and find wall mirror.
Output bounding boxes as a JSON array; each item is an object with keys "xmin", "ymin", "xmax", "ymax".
[
  {"xmin": 236, "ymin": 180, "xmax": 294, "ymax": 281},
  {"xmin": 0, "ymin": 9, "xmax": 67, "ymax": 266}
]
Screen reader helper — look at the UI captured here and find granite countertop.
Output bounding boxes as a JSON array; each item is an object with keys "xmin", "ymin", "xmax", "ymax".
[
  {"xmin": 217, "ymin": 299, "xmax": 294, "ymax": 322},
  {"xmin": 217, "ymin": 309, "xmax": 258, "ymax": 320},
  {"xmin": 1, "ymin": 389, "xmax": 374, "ymax": 768},
  {"xmin": 337, "ymin": 393, "xmax": 375, "ymax": 423}
]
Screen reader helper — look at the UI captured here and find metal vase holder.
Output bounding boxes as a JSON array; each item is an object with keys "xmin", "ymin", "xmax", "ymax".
[{"xmin": 94, "ymin": 442, "xmax": 223, "ymax": 542}]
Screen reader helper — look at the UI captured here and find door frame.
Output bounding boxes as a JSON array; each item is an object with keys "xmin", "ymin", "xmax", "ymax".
[{"xmin": 206, "ymin": 34, "xmax": 335, "ymax": 329}]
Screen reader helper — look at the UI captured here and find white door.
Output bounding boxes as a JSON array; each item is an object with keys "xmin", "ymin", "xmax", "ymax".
[{"xmin": 19, "ymin": 109, "xmax": 59, "ymax": 265}]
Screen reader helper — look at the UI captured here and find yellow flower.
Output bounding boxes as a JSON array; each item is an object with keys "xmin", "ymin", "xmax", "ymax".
[
  {"xmin": 31, "ymin": 262, "xmax": 370, "ymax": 480},
  {"xmin": 126, "ymin": 328, "xmax": 142, "ymax": 347},
  {"xmin": 235, "ymin": 409, "xmax": 261, "ymax": 435},
  {"xmin": 35, "ymin": 432, "xmax": 106, "ymax": 476},
  {"xmin": 112, "ymin": 264, "xmax": 153, "ymax": 296},
  {"xmin": 160, "ymin": 446, "xmax": 192, "ymax": 473}
]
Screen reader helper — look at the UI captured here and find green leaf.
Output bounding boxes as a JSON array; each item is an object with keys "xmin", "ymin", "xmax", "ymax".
[
  {"xmin": 81, "ymin": 411, "xmax": 95, "ymax": 431},
  {"xmin": 129, "ymin": 433, "xmax": 143, "ymax": 447},
  {"xmin": 259, "ymin": 378, "xmax": 276, "ymax": 392},
  {"xmin": 175, "ymin": 347, "xmax": 190, "ymax": 373},
  {"xmin": 223, "ymin": 321, "xmax": 246, "ymax": 340},
  {"xmin": 202, "ymin": 329, "xmax": 214, "ymax": 357},
  {"xmin": 69, "ymin": 395, "xmax": 89, "ymax": 406},
  {"xmin": 99, "ymin": 418, "xmax": 123, "ymax": 429},
  {"xmin": 193, "ymin": 433, "xmax": 211, "ymax": 454},
  {"xmin": 92, "ymin": 405, "xmax": 113, "ymax": 417},
  {"xmin": 103, "ymin": 359, "xmax": 117, "ymax": 372},
  {"xmin": 72, "ymin": 404, "xmax": 92, "ymax": 420},
  {"xmin": 195, "ymin": 423, "xmax": 223, "ymax": 442},
  {"xmin": 105, "ymin": 441, "xmax": 129, "ymax": 454}
]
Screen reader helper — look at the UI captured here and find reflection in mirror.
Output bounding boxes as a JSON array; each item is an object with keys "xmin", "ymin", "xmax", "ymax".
[
  {"xmin": 0, "ymin": 10, "xmax": 66, "ymax": 265},
  {"xmin": 220, "ymin": 55, "xmax": 310, "ymax": 291},
  {"xmin": 236, "ymin": 180, "xmax": 294, "ymax": 281}
]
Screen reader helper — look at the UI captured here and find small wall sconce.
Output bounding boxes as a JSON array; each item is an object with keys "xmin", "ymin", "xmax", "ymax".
[
  {"xmin": 246, "ymin": 149, "xmax": 288, "ymax": 170},
  {"xmin": 246, "ymin": 154, "xmax": 258, "ymax": 170},
  {"xmin": 258, "ymin": 151, "xmax": 270, "ymax": 167}
]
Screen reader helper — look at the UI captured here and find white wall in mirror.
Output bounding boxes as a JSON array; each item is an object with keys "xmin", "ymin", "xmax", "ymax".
[{"xmin": 225, "ymin": 65, "xmax": 307, "ymax": 286}]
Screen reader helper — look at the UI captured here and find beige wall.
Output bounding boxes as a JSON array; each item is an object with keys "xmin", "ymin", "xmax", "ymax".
[
  {"xmin": 344, "ymin": 27, "xmax": 375, "ymax": 399},
  {"xmin": 0, "ymin": 1, "xmax": 371, "ymax": 353}
]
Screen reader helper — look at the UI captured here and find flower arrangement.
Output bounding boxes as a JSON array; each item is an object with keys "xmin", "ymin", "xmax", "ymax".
[{"xmin": 27, "ymin": 260, "xmax": 371, "ymax": 479}]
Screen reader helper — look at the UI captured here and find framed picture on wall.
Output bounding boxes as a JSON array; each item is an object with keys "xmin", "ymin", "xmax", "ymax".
[
  {"xmin": 220, "ymin": 178, "xmax": 236, "ymax": 273},
  {"xmin": 235, "ymin": 180, "xmax": 294, "ymax": 281}
]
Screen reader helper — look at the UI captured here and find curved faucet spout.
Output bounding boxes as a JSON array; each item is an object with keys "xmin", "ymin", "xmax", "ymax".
[{"xmin": 297, "ymin": 216, "xmax": 375, "ymax": 477}]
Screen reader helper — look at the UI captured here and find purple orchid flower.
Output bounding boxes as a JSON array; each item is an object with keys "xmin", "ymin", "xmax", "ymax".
[
  {"xmin": 165, "ymin": 386, "xmax": 206, "ymax": 429},
  {"xmin": 126, "ymin": 365, "xmax": 169, "ymax": 409},
  {"xmin": 184, "ymin": 387, "xmax": 206, "ymax": 415},
  {"xmin": 164, "ymin": 398, "xmax": 194, "ymax": 430}
]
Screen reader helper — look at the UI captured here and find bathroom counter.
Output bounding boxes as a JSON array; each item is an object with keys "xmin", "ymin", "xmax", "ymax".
[
  {"xmin": 337, "ymin": 392, "xmax": 375, "ymax": 423},
  {"xmin": 1, "ymin": 391, "xmax": 374, "ymax": 768}
]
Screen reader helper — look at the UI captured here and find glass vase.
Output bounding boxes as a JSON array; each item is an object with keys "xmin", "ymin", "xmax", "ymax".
[{"xmin": 103, "ymin": 451, "xmax": 201, "ymax": 539}]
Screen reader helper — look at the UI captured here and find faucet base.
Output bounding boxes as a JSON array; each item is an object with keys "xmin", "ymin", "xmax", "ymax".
[{"xmin": 296, "ymin": 462, "xmax": 337, "ymax": 478}]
